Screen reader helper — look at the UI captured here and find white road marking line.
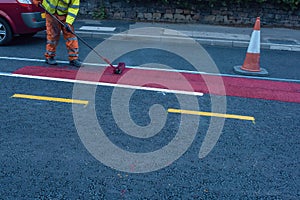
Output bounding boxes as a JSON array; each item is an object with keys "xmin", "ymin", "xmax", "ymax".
[
  {"xmin": 79, "ymin": 26, "xmax": 116, "ymax": 32},
  {"xmin": 0, "ymin": 56, "xmax": 104, "ymax": 66},
  {"xmin": 0, "ymin": 56, "xmax": 69, "ymax": 64},
  {"xmin": 0, "ymin": 72, "xmax": 204, "ymax": 97},
  {"xmin": 0, "ymin": 56, "xmax": 299, "ymax": 83}
]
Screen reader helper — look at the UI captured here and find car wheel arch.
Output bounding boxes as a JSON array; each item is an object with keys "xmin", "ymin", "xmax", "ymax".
[{"xmin": 0, "ymin": 10, "xmax": 17, "ymax": 34}]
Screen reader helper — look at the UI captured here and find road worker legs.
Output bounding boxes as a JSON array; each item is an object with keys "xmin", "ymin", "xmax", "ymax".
[{"xmin": 45, "ymin": 13, "xmax": 79, "ymax": 64}]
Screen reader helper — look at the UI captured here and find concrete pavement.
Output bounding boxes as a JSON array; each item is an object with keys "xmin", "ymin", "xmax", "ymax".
[{"xmin": 66, "ymin": 19, "xmax": 300, "ymax": 51}]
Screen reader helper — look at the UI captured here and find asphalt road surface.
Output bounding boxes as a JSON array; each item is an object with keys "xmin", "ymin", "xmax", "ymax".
[{"xmin": 0, "ymin": 34, "xmax": 299, "ymax": 199}]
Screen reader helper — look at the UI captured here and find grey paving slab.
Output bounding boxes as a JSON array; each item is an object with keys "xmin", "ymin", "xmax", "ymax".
[{"xmin": 37, "ymin": 19, "xmax": 300, "ymax": 51}]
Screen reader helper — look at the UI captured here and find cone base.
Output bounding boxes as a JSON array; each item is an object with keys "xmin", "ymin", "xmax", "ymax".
[{"xmin": 233, "ymin": 65, "xmax": 269, "ymax": 77}]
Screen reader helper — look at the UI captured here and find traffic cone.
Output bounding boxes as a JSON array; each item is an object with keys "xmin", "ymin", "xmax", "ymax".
[{"xmin": 234, "ymin": 17, "xmax": 268, "ymax": 76}]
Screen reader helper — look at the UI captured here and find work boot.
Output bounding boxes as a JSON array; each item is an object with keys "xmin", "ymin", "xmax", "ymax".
[
  {"xmin": 69, "ymin": 59, "xmax": 82, "ymax": 67},
  {"xmin": 45, "ymin": 57, "xmax": 57, "ymax": 65}
]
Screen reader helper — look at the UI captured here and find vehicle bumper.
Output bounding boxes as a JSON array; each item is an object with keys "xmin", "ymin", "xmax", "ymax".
[{"xmin": 21, "ymin": 12, "xmax": 45, "ymax": 29}]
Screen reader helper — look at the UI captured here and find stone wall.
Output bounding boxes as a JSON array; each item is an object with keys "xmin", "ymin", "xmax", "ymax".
[
  {"xmin": 79, "ymin": 0, "xmax": 300, "ymax": 28},
  {"xmin": 79, "ymin": 0, "xmax": 100, "ymax": 17}
]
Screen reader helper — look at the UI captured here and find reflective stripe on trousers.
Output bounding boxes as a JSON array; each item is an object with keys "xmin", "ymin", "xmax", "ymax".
[{"xmin": 45, "ymin": 13, "xmax": 79, "ymax": 61}]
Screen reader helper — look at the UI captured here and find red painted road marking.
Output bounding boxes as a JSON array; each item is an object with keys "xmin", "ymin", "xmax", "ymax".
[{"xmin": 13, "ymin": 66, "xmax": 300, "ymax": 103}]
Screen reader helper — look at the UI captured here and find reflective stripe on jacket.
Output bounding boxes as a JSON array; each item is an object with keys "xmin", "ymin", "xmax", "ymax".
[{"xmin": 42, "ymin": 0, "xmax": 80, "ymax": 25}]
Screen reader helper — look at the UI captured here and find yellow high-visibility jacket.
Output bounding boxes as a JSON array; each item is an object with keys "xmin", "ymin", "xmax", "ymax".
[{"xmin": 42, "ymin": 0, "xmax": 80, "ymax": 25}]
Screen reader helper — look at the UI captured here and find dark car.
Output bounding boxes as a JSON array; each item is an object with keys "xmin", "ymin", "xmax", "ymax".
[{"xmin": 0, "ymin": 0, "xmax": 46, "ymax": 45}]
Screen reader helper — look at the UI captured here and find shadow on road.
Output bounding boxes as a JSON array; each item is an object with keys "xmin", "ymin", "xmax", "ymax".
[{"xmin": 8, "ymin": 34, "xmax": 45, "ymax": 46}]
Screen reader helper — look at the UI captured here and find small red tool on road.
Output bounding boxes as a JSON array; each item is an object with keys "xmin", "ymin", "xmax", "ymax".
[{"xmin": 39, "ymin": 4, "xmax": 125, "ymax": 74}]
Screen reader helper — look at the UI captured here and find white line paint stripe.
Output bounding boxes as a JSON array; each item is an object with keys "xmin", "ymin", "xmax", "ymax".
[
  {"xmin": 0, "ymin": 56, "xmax": 69, "ymax": 64},
  {"xmin": 270, "ymin": 45, "xmax": 292, "ymax": 51},
  {"xmin": 0, "ymin": 56, "xmax": 299, "ymax": 83},
  {"xmin": 0, "ymin": 72, "xmax": 204, "ymax": 96},
  {"xmin": 0, "ymin": 56, "xmax": 110, "ymax": 67},
  {"xmin": 79, "ymin": 26, "xmax": 116, "ymax": 32}
]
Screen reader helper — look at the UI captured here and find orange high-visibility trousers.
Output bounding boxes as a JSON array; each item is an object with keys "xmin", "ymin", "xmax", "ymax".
[{"xmin": 45, "ymin": 13, "xmax": 79, "ymax": 61}]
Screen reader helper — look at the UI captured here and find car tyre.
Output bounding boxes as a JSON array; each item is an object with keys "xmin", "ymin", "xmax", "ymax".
[{"xmin": 0, "ymin": 18, "xmax": 13, "ymax": 45}]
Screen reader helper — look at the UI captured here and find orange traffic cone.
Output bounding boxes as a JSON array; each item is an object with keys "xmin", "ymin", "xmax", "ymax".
[{"xmin": 234, "ymin": 17, "xmax": 268, "ymax": 76}]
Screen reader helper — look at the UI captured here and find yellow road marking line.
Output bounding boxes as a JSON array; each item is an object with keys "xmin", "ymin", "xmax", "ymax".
[
  {"xmin": 168, "ymin": 108, "xmax": 255, "ymax": 123},
  {"xmin": 12, "ymin": 94, "xmax": 88, "ymax": 106}
]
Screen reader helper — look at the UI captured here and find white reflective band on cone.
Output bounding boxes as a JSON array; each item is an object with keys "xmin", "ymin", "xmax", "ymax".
[{"xmin": 247, "ymin": 30, "xmax": 260, "ymax": 54}]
